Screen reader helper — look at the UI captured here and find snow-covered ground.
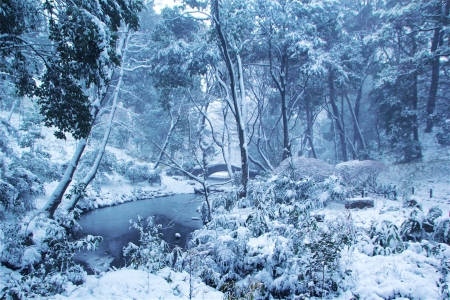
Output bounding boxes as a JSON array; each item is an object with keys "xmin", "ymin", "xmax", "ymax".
[
  {"xmin": 54, "ymin": 268, "xmax": 223, "ymax": 300},
  {"xmin": 2, "ymin": 110, "xmax": 450, "ymax": 299}
]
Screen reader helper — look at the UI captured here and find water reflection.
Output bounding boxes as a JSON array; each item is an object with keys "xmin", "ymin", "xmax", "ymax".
[{"xmin": 74, "ymin": 194, "xmax": 204, "ymax": 273}]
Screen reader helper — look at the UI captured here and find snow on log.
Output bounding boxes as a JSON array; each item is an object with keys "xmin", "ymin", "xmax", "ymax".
[{"xmin": 345, "ymin": 197, "xmax": 374, "ymax": 209}]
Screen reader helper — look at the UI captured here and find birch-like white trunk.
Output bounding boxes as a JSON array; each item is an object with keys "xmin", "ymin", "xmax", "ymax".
[
  {"xmin": 6, "ymin": 98, "xmax": 19, "ymax": 122},
  {"xmin": 43, "ymin": 30, "xmax": 129, "ymax": 218},
  {"xmin": 63, "ymin": 31, "xmax": 130, "ymax": 213}
]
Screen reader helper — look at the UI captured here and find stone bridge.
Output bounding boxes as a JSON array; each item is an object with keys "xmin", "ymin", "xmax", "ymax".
[{"xmin": 190, "ymin": 163, "xmax": 259, "ymax": 179}]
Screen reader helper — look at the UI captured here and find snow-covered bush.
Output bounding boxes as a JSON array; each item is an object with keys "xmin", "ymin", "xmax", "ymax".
[
  {"xmin": 303, "ymin": 216, "xmax": 353, "ymax": 298},
  {"xmin": 18, "ymin": 105, "xmax": 44, "ymax": 149},
  {"xmin": 1, "ymin": 220, "xmax": 102, "ymax": 299},
  {"xmin": 148, "ymin": 168, "xmax": 162, "ymax": 185},
  {"xmin": 120, "ymin": 162, "xmax": 152, "ymax": 183},
  {"xmin": 123, "ymin": 216, "xmax": 176, "ymax": 273},
  {"xmin": 434, "ymin": 217, "xmax": 450, "ymax": 245},
  {"xmin": 336, "ymin": 160, "xmax": 386, "ymax": 192},
  {"xmin": 21, "ymin": 149, "xmax": 61, "ymax": 182},
  {"xmin": 0, "ymin": 166, "xmax": 44, "ymax": 215},
  {"xmin": 401, "ymin": 207, "xmax": 427, "ymax": 242},
  {"xmin": 274, "ymin": 157, "xmax": 336, "ymax": 181},
  {"xmin": 211, "ymin": 192, "xmax": 237, "ymax": 211},
  {"xmin": 436, "ymin": 119, "xmax": 450, "ymax": 146},
  {"xmin": 0, "ymin": 223, "xmax": 31, "ymax": 269},
  {"xmin": 183, "ymin": 176, "xmax": 353, "ymax": 299},
  {"xmin": 369, "ymin": 220, "xmax": 404, "ymax": 255},
  {"xmin": 401, "ymin": 206, "xmax": 445, "ymax": 243}
]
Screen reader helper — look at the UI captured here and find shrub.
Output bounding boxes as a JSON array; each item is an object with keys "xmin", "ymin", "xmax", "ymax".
[
  {"xmin": 401, "ymin": 206, "xmax": 446, "ymax": 243},
  {"xmin": 0, "ymin": 166, "xmax": 44, "ymax": 215},
  {"xmin": 369, "ymin": 220, "xmax": 404, "ymax": 255},
  {"xmin": 336, "ymin": 160, "xmax": 386, "ymax": 192},
  {"xmin": 21, "ymin": 149, "xmax": 61, "ymax": 182},
  {"xmin": 148, "ymin": 168, "xmax": 162, "ymax": 185},
  {"xmin": 123, "ymin": 216, "xmax": 177, "ymax": 272},
  {"xmin": 1, "ymin": 220, "xmax": 102, "ymax": 299},
  {"xmin": 434, "ymin": 218, "xmax": 450, "ymax": 245},
  {"xmin": 273, "ymin": 157, "xmax": 336, "ymax": 181}
]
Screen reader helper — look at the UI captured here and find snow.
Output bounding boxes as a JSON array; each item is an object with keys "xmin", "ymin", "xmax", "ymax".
[
  {"xmin": 56, "ymin": 268, "xmax": 223, "ymax": 300},
  {"xmin": 2, "ymin": 110, "xmax": 450, "ymax": 299},
  {"xmin": 339, "ymin": 249, "xmax": 442, "ymax": 299}
]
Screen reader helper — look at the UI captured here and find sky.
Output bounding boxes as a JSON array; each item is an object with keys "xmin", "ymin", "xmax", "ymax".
[{"xmin": 154, "ymin": 0, "xmax": 181, "ymax": 13}]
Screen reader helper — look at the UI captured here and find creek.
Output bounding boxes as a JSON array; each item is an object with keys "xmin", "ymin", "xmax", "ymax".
[{"xmin": 73, "ymin": 193, "xmax": 205, "ymax": 274}]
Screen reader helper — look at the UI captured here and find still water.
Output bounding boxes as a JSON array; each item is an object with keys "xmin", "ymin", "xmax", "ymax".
[{"xmin": 74, "ymin": 194, "xmax": 204, "ymax": 273}]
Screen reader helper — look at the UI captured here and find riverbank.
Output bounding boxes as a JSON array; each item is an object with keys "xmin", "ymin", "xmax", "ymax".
[{"xmin": 36, "ymin": 172, "xmax": 216, "ymax": 212}]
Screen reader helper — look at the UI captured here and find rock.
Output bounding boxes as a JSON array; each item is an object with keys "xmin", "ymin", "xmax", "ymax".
[
  {"xmin": 194, "ymin": 187, "xmax": 210, "ymax": 194},
  {"xmin": 312, "ymin": 214, "xmax": 325, "ymax": 222},
  {"xmin": 345, "ymin": 197, "xmax": 374, "ymax": 209},
  {"xmin": 175, "ymin": 233, "xmax": 181, "ymax": 239}
]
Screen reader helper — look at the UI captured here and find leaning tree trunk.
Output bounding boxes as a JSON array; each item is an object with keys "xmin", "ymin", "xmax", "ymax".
[
  {"xmin": 43, "ymin": 29, "xmax": 128, "ymax": 218},
  {"xmin": 269, "ymin": 36, "xmax": 291, "ymax": 161},
  {"xmin": 42, "ymin": 138, "xmax": 88, "ymax": 218},
  {"xmin": 154, "ymin": 109, "xmax": 179, "ymax": 169},
  {"xmin": 64, "ymin": 31, "xmax": 131, "ymax": 213},
  {"xmin": 6, "ymin": 98, "xmax": 19, "ymax": 122}
]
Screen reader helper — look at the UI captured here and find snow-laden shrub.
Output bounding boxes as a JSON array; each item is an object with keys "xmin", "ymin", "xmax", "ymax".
[
  {"xmin": 336, "ymin": 160, "xmax": 386, "ymax": 192},
  {"xmin": 401, "ymin": 207, "xmax": 427, "ymax": 242},
  {"xmin": 301, "ymin": 216, "xmax": 353, "ymax": 298},
  {"xmin": 369, "ymin": 220, "xmax": 404, "ymax": 255},
  {"xmin": 123, "ymin": 216, "xmax": 178, "ymax": 273},
  {"xmin": 0, "ymin": 166, "xmax": 44, "ymax": 215},
  {"xmin": 436, "ymin": 119, "xmax": 450, "ymax": 145},
  {"xmin": 148, "ymin": 168, "xmax": 162, "ymax": 185},
  {"xmin": 0, "ymin": 223, "xmax": 30, "ymax": 269},
  {"xmin": 18, "ymin": 105, "xmax": 44, "ymax": 149},
  {"xmin": 401, "ymin": 206, "xmax": 444, "ymax": 243},
  {"xmin": 274, "ymin": 157, "xmax": 336, "ymax": 181},
  {"xmin": 119, "ymin": 161, "xmax": 153, "ymax": 184},
  {"xmin": 186, "ymin": 181, "xmax": 354, "ymax": 299},
  {"xmin": 2, "ymin": 220, "xmax": 102, "ymax": 299},
  {"xmin": 21, "ymin": 149, "xmax": 61, "ymax": 182},
  {"xmin": 434, "ymin": 217, "xmax": 450, "ymax": 245},
  {"xmin": 212, "ymin": 192, "xmax": 237, "ymax": 211}
]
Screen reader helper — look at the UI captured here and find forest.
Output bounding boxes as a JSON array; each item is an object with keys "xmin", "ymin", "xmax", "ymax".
[{"xmin": 0, "ymin": 0, "xmax": 450, "ymax": 299}]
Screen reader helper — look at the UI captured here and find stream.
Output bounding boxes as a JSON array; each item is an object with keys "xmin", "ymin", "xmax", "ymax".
[{"xmin": 73, "ymin": 193, "xmax": 204, "ymax": 274}]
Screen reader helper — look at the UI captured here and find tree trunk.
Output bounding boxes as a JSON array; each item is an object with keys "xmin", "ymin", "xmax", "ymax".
[
  {"xmin": 306, "ymin": 107, "xmax": 317, "ymax": 159},
  {"xmin": 42, "ymin": 138, "xmax": 87, "ymax": 218},
  {"xmin": 154, "ymin": 110, "xmax": 179, "ymax": 169},
  {"xmin": 353, "ymin": 81, "xmax": 363, "ymax": 149},
  {"xmin": 426, "ymin": 27, "xmax": 441, "ymax": 133},
  {"xmin": 426, "ymin": 0, "xmax": 450, "ymax": 133},
  {"xmin": 412, "ymin": 71, "xmax": 422, "ymax": 158},
  {"xmin": 328, "ymin": 70, "xmax": 348, "ymax": 161},
  {"xmin": 64, "ymin": 31, "xmax": 131, "ymax": 213},
  {"xmin": 269, "ymin": 39, "xmax": 290, "ymax": 160},
  {"xmin": 42, "ymin": 29, "xmax": 126, "ymax": 218},
  {"xmin": 6, "ymin": 98, "xmax": 19, "ymax": 122},
  {"xmin": 213, "ymin": 0, "xmax": 249, "ymax": 198},
  {"xmin": 345, "ymin": 91, "xmax": 366, "ymax": 155}
]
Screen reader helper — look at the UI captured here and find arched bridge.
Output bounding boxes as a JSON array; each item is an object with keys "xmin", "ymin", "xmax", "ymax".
[{"xmin": 191, "ymin": 163, "xmax": 259, "ymax": 179}]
